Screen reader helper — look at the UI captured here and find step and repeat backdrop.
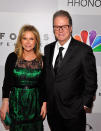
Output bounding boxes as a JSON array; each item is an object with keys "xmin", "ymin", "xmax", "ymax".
[{"xmin": 0, "ymin": 0, "xmax": 101, "ymax": 131}]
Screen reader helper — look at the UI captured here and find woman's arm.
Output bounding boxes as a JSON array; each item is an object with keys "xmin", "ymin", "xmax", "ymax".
[
  {"xmin": 40, "ymin": 102, "xmax": 47, "ymax": 119},
  {"xmin": 0, "ymin": 52, "xmax": 17, "ymax": 120},
  {"xmin": 0, "ymin": 98, "xmax": 9, "ymax": 120}
]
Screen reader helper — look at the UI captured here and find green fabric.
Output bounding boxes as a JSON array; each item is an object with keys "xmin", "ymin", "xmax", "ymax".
[
  {"xmin": 13, "ymin": 68, "xmax": 41, "ymax": 85},
  {"xmin": 10, "ymin": 121, "xmax": 43, "ymax": 131},
  {"xmin": 9, "ymin": 88, "xmax": 40, "ymax": 121},
  {"xmin": 9, "ymin": 59, "xmax": 43, "ymax": 131},
  {"xmin": 13, "ymin": 68, "xmax": 41, "ymax": 78}
]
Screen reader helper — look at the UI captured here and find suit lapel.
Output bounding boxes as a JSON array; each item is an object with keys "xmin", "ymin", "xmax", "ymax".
[
  {"xmin": 58, "ymin": 38, "xmax": 75, "ymax": 72},
  {"xmin": 48, "ymin": 38, "xmax": 75, "ymax": 76}
]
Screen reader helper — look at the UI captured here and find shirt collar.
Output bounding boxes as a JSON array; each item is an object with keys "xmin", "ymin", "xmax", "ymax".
[{"xmin": 56, "ymin": 36, "xmax": 71, "ymax": 50}]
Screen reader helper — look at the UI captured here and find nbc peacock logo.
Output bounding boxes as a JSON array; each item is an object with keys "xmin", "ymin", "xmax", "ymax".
[{"xmin": 74, "ymin": 30, "xmax": 101, "ymax": 52}]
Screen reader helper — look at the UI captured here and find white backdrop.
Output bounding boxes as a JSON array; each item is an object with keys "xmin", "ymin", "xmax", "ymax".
[{"xmin": 0, "ymin": 0, "xmax": 101, "ymax": 131}]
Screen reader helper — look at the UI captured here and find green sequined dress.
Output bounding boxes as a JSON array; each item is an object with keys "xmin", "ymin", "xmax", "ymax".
[{"xmin": 9, "ymin": 58, "xmax": 43, "ymax": 131}]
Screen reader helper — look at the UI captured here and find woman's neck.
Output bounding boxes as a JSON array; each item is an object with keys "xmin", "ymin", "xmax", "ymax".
[{"xmin": 23, "ymin": 50, "xmax": 36, "ymax": 61}]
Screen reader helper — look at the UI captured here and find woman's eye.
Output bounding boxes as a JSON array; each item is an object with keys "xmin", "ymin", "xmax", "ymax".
[
  {"xmin": 22, "ymin": 37, "xmax": 26, "ymax": 40},
  {"xmin": 30, "ymin": 38, "xmax": 34, "ymax": 40}
]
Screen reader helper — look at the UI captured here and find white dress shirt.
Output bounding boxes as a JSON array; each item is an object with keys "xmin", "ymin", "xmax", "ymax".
[{"xmin": 52, "ymin": 37, "xmax": 71, "ymax": 67}]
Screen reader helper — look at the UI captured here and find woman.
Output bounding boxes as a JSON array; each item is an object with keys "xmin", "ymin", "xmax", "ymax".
[{"xmin": 0, "ymin": 25, "xmax": 47, "ymax": 131}]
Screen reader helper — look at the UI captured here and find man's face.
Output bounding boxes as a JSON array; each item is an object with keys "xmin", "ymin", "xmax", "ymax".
[{"xmin": 53, "ymin": 16, "xmax": 72, "ymax": 45}]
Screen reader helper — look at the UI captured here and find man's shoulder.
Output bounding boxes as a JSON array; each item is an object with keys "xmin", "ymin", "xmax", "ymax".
[{"xmin": 72, "ymin": 38, "xmax": 92, "ymax": 51}]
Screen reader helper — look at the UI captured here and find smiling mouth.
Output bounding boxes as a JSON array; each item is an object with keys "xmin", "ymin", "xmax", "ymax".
[
  {"xmin": 25, "ymin": 46, "xmax": 31, "ymax": 48},
  {"xmin": 58, "ymin": 34, "xmax": 64, "ymax": 37}
]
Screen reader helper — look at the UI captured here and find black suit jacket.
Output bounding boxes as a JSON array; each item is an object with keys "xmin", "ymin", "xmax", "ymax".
[{"xmin": 44, "ymin": 38, "xmax": 97, "ymax": 119}]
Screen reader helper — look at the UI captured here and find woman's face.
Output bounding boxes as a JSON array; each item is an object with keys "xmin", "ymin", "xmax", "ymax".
[{"xmin": 21, "ymin": 31, "xmax": 36, "ymax": 53}]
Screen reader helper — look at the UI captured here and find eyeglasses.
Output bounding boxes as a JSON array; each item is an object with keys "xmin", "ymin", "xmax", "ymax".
[{"xmin": 53, "ymin": 25, "xmax": 70, "ymax": 31}]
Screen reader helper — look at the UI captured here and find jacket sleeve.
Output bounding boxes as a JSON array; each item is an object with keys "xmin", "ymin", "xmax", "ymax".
[
  {"xmin": 81, "ymin": 47, "xmax": 97, "ymax": 108},
  {"xmin": 2, "ymin": 52, "xmax": 17, "ymax": 98}
]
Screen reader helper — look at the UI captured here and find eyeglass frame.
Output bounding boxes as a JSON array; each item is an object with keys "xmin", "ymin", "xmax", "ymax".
[{"xmin": 53, "ymin": 25, "xmax": 70, "ymax": 31}]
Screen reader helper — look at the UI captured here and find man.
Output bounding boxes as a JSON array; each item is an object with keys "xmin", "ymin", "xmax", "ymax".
[{"xmin": 44, "ymin": 10, "xmax": 97, "ymax": 131}]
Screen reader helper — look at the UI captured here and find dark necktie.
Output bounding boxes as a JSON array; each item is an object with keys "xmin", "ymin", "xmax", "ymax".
[{"xmin": 54, "ymin": 47, "xmax": 64, "ymax": 75}]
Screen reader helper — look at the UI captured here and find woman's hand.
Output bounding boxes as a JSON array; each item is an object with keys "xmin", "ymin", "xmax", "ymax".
[
  {"xmin": 0, "ymin": 98, "xmax": 9, "ymax": 120},
  {"xmin": 40, "ymin": 102, "xmax": 47, "ymax": 120}
]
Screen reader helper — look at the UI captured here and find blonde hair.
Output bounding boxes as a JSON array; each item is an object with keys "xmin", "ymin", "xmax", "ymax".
[{"xmin": 15, "ymin": 24, "xmax": 42, "ymax": 60}]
